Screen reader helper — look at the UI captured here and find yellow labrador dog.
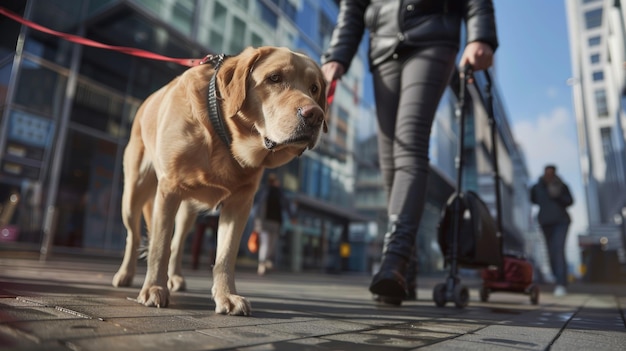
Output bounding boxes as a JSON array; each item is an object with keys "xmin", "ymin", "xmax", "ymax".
[{"xmin": 112, "ymin": 46, "xmax": 327, "ymax": 315}]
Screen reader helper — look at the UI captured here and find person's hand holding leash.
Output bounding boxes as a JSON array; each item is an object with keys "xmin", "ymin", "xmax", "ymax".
[{"xmin": 322, "ymin": 61, "xmax": 345, "ymax": 87}]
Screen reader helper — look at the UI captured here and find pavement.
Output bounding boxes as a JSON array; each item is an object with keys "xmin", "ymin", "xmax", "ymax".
[{"xmin": 0, "ymin": 252, "xmax": 625, "ymax": 351}]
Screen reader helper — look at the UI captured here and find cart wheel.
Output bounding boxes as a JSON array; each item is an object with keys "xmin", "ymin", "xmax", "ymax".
[
  {"xmin": 530, "ymin": 285, "xmax": 540, "ymax": 305},
  {"xmin": 453, "ymin": 285, "xmax": 469, "ymax": 308},
  {"xmin": 479, "ymin": 286, "xmax": 489, "ymax": 302},
  {"xmin": 433, "ymin": 283, "xmax": 447, "ymax": 307}
]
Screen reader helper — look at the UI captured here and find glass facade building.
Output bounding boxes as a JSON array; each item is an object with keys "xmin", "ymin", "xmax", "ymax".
[{"xmin": 566, "ymin": 0, "xmax": 626, "ymax": 275}]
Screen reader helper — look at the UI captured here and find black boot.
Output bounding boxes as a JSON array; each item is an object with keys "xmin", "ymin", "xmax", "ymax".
[
  {"xmin": 369, "ymin": 215, "xmax": 416, "ymax": 304},
  {"xmin": 404, "ymin": 252, "xmax": 418, "ymax": 301}
]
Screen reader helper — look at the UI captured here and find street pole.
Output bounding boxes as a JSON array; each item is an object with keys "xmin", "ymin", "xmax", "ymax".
[{"xmin": 40, "ymin": 1, "xmax": 87, "ymax": 261}]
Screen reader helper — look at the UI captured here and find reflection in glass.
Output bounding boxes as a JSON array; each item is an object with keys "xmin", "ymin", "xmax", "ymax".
[
  {"xmin": 13, "ymin": 59, "xmax": 67, "ymax": 117},
  {"xmin": 56, "ymin": 130, "xmax": 121, "ymax": 250}
]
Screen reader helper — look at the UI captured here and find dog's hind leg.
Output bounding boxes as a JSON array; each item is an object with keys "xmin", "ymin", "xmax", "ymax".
[
  {"xmin": 113, "ymin": 141, "xmax": 157, "ymax": 288},
  {"xmin": 168, "ymin": 200, "xmax": 197, "ymax": 292}
]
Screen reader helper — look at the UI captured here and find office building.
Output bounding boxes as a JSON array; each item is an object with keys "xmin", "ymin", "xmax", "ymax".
[{"xmin": 565, "ymin": 0, "xmax": 626, "ymax": 272}]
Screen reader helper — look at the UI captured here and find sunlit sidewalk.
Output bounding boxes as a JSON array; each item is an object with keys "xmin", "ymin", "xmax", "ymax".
[{"xmin": 0, "ymin": 254, "xmax": 625, "ymax": 350}]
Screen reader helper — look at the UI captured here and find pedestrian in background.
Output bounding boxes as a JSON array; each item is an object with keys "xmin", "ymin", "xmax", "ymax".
[
  {"xmin": 253, "ymin": 173, "xmax": 294, "ymax": 276},
  {"xmin": 321, "ymin": 0, "xmax": 498, "ymax": 305},
  {"xmin": 530, "ymin": 164, "xmax": 574, "ymax": 297}
]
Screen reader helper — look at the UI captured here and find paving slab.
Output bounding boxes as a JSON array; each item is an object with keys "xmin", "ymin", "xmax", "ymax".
[
  {"xmin": 197, "ymin": 325, "xmax": 303, "ymax": 348},
  {"xmin": 0, "ymin": 255, "xmax": 625, "ymax": 351},
  {"xmin": 64, "ymin": 330, "xmax": 232, "ymax": 351}
]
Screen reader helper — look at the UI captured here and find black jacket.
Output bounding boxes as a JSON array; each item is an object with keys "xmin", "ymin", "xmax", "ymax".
[
  {"xmin": 530, "ymin": 176, "xmax": 574, "ymax": 226},
  {"xmin": 252, "ymin": 185, "xmax": 295, "ymax": 226},
  {"xmin": 322, "ymin": 0, "xmax": 499, "ymax": 71}
]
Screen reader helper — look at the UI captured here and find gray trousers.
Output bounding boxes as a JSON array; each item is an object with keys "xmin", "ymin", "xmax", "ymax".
[{"xmin": 372, "ymin": 45, "xmax": 457, "ymax": 262}]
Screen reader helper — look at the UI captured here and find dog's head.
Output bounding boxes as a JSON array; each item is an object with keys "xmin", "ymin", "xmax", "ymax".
[{"xmin": 216, "ymin": 46, "xmax": 328, "ymax": 168}]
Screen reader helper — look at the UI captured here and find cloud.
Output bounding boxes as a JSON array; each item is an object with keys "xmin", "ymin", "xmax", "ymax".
[
  {"xmin": 513, "ymin": 106, "xmax": 588, "ymax": 236},
  {"xmin": 514, "ymin": 107, "xmax": 578, "ymax": 177}
]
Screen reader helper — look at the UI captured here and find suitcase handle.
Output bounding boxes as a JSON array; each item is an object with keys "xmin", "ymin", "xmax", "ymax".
[
  {"xmin": 457, "ymin": 64, "xmax": 504, "ymax": 251},
  {"xmin": 462, "ymin": 63, "xmax": 474, "ymax": 81},
  {"xmin": 455, "ymin": 64, "xmax": 474, "ymax": 193}
]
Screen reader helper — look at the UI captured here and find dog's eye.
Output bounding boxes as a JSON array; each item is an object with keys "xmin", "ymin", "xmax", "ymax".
[
  {"xmin": 268, "ymin": 73, "xmax": 282, "ymax": 83},
  {"xmin": 311, "ymin": 84, "xmax": 319, "ymax": 94}
]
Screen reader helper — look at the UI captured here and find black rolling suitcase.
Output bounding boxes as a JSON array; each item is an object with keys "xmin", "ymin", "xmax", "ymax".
[{"xmin": 433, "ymin": 65, "xmax": 503, "ymax": 308}]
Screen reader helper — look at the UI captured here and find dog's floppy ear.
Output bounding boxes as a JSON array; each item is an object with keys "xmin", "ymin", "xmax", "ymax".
[{"xmin": 217, "ymin": 47, "xmax": 268, "ymax": 118}]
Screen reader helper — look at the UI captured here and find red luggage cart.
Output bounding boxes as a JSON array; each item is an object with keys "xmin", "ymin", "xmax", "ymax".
[{"xmin": 476, "ymin": 69, "xmax": 539, "ymax": 305}]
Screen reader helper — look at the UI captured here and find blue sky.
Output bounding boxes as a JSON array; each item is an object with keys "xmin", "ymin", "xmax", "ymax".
[{"xmin": 494, "ymin": 0, "xmax": 588, "ymax": 240}]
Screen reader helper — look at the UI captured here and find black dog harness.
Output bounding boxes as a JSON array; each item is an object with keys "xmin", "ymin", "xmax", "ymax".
[{"xmin": 201, "ymin": 54, "xmax": 232, "ymax": 147}]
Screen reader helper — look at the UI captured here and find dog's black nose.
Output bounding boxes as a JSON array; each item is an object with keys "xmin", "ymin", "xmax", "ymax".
[{"xmin": 297, "ymin": 105, "xmax": 324, "ymax": 127}]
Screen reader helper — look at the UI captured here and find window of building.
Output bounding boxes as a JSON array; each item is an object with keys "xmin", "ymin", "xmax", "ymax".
[
  {"xmin": 600, "ymin": 127, "xmax": 614, "ymax": 163},
  {"xmin": 209, "ymin": 30, "xmax": 225, "ymax": 53},
  {"xmin": 0, "ymin": 58, "xmax": 14, "ymax": 106},
  {"xmin": 600, "ymin": 127, "xmax": 619, "ymax": 184},
  {"xmin": 251, "ymin": 33, "xmax": 264, "ymax": 47},
  {"xmin": 284, "ymin": 1, "xmax": 297, "ymax": 22},
  {"xmin": 319, "ymin": 12, "xmax": 334, "ymax": 50},
  {"xmin": 258, "ymin": 0, "xmax": 278, "ymax": 29},
  {"xmin": 135, "ymin": 0, "xmax": 194, "ymax": 36},
  {"xmin": 320, "ymin": 164, "xmax": 330, "ymax": 201},
  {"xmin": 213, "ymin": 2, "xmax": 228, "ymax": 29},
  {"xmin": 583, "ymin": 0, "xmax": 602, "ymax": 3},
  {"xmin": 584, "ymin": 8, "xmax": 603, "ymax": 29},
  {"xmin": 302, "ymin": 157, "xmax": 321, "ymax": 197},
  {"xmin": 337, "ymin": 106, "xmax": 349, "ymax": 123},
  {"xmin": 229, "ymin": 16, "xmax": 247, "ymax": 54},
  {"xmin": 588, "ymin": 36, "xmax": 601, "ymax": 46},
  {"xmin": 55, "ymin": 129, "xmax": 123, "ymax": 250},
  {"xmin": 24, "ymin": 31, "xmax": 73, "ymax": 68},
  {"xmin": 71, "ymin": 79, "xmax": 127, "ymax": 138},
  {"xmin": 0, "ymin": 6, "xmax": 22, "ymax": 62},
  {"xmin": 592, "ymin": 70, "xmax": 604, "ymax": 81},
  {"xmin": 594, "ymin": 89, "xmax": 608, "ymax": 117},
  {"xmin": 234, "ymin": 0, "xmax": 249, "ymax": 10},
  {"xmin": 14, "ymin": 59, "xmax": 68, "ymax": 118},
  {"xmin": 170, "ymin": 0, "xmax": 194, "ymax": 36},
  {"xmin": 590, "ymin": 53, "xmax": 600, "ymax": 64}
]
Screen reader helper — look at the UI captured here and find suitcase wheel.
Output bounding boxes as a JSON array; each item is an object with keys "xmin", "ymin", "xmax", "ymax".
[
  {"xmin": 529, "ymin": 285, "xmax": 540, "ymax": 305},
  {"xmin": 433, "ymin": 282, "xmax": 470, "ymax": 308},
  {"xmin": 479, "ymin": 286, "xmax": 490, "ymax": 302},
  {"xmin": 433, "ymin": 283, "xmax": 447, "ymax": 307},
  {"xmin": 453, "ymin": 285, "xmax": 470, "ymax": 308}
]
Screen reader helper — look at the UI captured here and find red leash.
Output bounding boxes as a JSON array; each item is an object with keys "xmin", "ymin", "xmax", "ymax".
[
  {"xmin": 2, "ymin": 6, "xmax": 342, "ymax": 104},
  {"xmin": 0, "ymin": 7, "xmax": 202, "ymax": 67},
  {"xmin": 327, "ymin": 79, "xmax": 337, "ymax": 106}
]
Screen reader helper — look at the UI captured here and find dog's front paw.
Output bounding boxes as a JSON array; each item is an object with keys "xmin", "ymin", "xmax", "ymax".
[
  {"xmin": 213, "ymin": 294, "xmax": 251, "ymax": 316},
  {"xmin": 112, "ymin": 269, "xmax": 134, "ymax": 287},
  {"xmin": 137, "ymin": 285, "xmax": 169, "ymax": 308},
  {"xmin": 168, "ymin": 275, "xmax": 186, "ymax": 292}
]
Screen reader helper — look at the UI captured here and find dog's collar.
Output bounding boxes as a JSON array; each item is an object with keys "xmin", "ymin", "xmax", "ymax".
[{"xmin": 203, "ymin": 54, "xmax": 232, "ymax": 147}]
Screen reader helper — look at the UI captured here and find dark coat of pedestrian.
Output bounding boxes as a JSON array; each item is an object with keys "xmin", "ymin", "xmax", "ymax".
[
  {"xmin": 530, "ymin": 164, "xmax": 574, "ymax": 296},
  {"xmin": 252, "ymin": 173, "xmax": 294, "ymax": 275}
]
